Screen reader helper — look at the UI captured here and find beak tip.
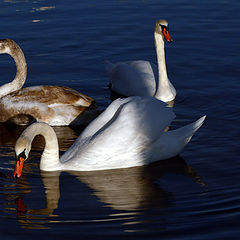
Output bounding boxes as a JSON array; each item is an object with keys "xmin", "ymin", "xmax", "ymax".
[{"xmin": 13, "ymin": 173, "xmax": 19, "ymax": 178}]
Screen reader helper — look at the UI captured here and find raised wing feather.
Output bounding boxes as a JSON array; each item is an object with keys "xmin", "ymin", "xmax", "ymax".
[{"xmin": 107, "ymin": 60, "xmax": 158, "ymax": 97}]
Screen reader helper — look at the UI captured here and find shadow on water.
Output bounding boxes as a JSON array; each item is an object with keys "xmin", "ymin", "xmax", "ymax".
[{"xmin": 2, "ymin": 156, "xmax": 205, "ymax": 230}]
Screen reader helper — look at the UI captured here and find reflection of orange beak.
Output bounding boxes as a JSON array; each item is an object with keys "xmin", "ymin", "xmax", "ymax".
[
  {"xmin": 15, "ymin": 197, "xmax": 27, "ymax": 216},
  {"xmin": 163, "ymin": 28, "xmax": 173, "ymax": 43},
  {"xmin": 13, "ymin": 157, "xmax": 24, "ymax": 178}
]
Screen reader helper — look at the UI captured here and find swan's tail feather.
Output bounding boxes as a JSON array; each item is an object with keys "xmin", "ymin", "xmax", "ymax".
[
  {"xmin": 177, "ymin": 115, "xmax": 206, "ymax": 145},
  {"xmin": 149, "ymin": 115, "xmax": 206, "ymax": 162},
  {"xmin": 105, "ymin": 60, "xmax": 114, "ymax": 73},
  {"xmin": 192, "ymin": 115, "xmax": 206, "ymax": 133}
]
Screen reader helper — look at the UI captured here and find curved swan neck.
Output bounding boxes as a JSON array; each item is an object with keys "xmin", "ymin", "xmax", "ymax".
[
  {"xmin": 154, "ymin": 32, "xmax": 173, "ymax": 101},
  {"xmin": 16, "ymin": 122, "xmax": 60, "ymax": 171},
  {"xmin": 0, "ymin": 40, "xmax": 27, "ymax": 98}
]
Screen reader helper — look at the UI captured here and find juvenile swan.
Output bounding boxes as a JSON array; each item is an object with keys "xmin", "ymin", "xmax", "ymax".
[
  {"xmin": 106, "ymin": 19, "xmax": 176, "ymax": 102},
  {"xmin": 0, "ymin": 39, "xmax": 95, "ymax": 126},
  {"xmin": 13, "ymin": 96, "xmax": 206, "ymax": 178}
]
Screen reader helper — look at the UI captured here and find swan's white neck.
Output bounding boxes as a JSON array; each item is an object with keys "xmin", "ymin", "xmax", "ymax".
[
  {"xmin": 17, "ymin": 122, "xmax": 61, "ymax": 171},
  {"xmin": 154, "ymin": 32, "xmax": 175, "ymax": 102},
  {"xmin": 0, "ymin": 43, "xmax": 27, "ymax": 98}
]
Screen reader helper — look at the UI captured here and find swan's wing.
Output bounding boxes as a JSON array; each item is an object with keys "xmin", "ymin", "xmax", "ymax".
[
  {"xmin": 112, "ymin": 96, "xmax": 175, "ymax": 143},
  {"xmin": 107, "ymin": 60, "xmax": 157, "ymax": 96},
  {"xmin": 82, "ymin": 96, "xmax": 175, "ymax": 145},
  {"xmin": 61, "ymin": 97, "xmax": 175, "ymax": 169},
  {"xmin": 60, "ymin": 97, "xmax": 132, "ymax": 162},
  {"xmin": 78, "ymin": 97, "xmax": 132, "ymax": 140}
]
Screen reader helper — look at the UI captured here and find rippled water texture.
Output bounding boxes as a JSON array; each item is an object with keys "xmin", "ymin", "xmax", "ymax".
[{"xmin": 0, "ymin": 0, "xmax": 239, "ymax": 239}]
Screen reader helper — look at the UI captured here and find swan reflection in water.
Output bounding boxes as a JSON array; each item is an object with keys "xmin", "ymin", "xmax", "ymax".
[
  {"xmin": 0, "ymin": 123, "xmax": 80, "ymax": 229},
  {"xmin": 11, "ymin": 156, "xmax": 205, "ymax": 229}
]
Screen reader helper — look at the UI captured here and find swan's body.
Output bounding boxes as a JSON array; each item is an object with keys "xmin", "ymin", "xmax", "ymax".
[
  {"xmin": 106, "ymin": 19, "xmax": 176, "ymax": 102},
  {"xmin": 0, "ymin": 39, "xmax": 95, "ymax": 126},
  {"xmin": 14, "ymin": 96, "xmax": 206, "ymax": 177}
]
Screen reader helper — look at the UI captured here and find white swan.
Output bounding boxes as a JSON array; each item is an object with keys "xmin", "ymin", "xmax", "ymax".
[
  {"xmin": 106, "ymin": 19, "xmax": 176, "ymax": 102},
  {"xmin": 0, "ymin": 39, "xmax": 96, "ymax": 126},
  {"xmin": 13, "ymin": 96, "xmax": 206, "ymax": 178}
]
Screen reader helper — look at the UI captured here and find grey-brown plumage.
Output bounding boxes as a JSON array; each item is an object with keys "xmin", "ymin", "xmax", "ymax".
[{"xmin": 0, "ymin": 39, "xmax": 96, "ymax": 126}]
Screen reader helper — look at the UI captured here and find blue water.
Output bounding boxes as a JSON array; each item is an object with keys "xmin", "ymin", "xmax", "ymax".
[{"xmin": 0, "ymin": 0, "xmax": 240, "ymax": 239}]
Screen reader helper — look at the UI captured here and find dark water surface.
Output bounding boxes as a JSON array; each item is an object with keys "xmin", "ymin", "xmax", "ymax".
[{"xmin": 0, "ymin": 0, "xmax": 239, "ymax": 239}]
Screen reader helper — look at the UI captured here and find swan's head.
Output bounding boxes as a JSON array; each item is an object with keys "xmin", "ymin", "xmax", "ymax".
[
  {"xmin": 0, "ymin": 39, "xmax": 13, "ymax": 54},
  {"xmin": 13, "ymin": 137, "xmax": 30, "ymax": 178},
  {"xmin": 155, "ymin": 19, "xmax": 173, "ymax": 43}
]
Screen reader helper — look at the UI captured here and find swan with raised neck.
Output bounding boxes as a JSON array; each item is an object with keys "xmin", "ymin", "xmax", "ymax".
[
  {"xmin": 106, "ymin": 19, "xmax": 176, "ymax": 102},
  {"xmin": 0, "ymin": 39, "xmax": 96, "ymax": 126},
  {"xmin": 154, "ymin": 19, "xmax": 176, "ymax": 101},
  {"xmin": 0, "ymin": 39, "xmax": 27, "ymax": 98},
  {"xmin": 13, "ymin": 96, "xmax": 206, "ymax": 178}
]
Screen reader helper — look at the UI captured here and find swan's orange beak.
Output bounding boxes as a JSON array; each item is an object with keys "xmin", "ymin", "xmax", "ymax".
[
  {"xmin": 13, "ymin": 156, "xmax": 25, "ymax": 178},
  {"xmin": 162, "ymin": 28, "xmax": 173, "ymax": 43}
]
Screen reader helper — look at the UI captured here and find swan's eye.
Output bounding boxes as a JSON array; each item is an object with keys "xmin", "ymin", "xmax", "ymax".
[
  {"xmin": 18, "ymin": 149, "xmax": 27, "ymax": 161},
  {"xmin": 159, "ymin": 24, "xmax": 167, "ymax": 31}
]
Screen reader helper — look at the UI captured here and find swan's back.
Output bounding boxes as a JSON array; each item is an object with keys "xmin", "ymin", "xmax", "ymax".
[
  {"xmin": 0, "ymin": 85, "xmax": 95, "ymax": 125},
  {"xmin": 2, "ymin": 85, "xmax": 93, "ymax": 105}
]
